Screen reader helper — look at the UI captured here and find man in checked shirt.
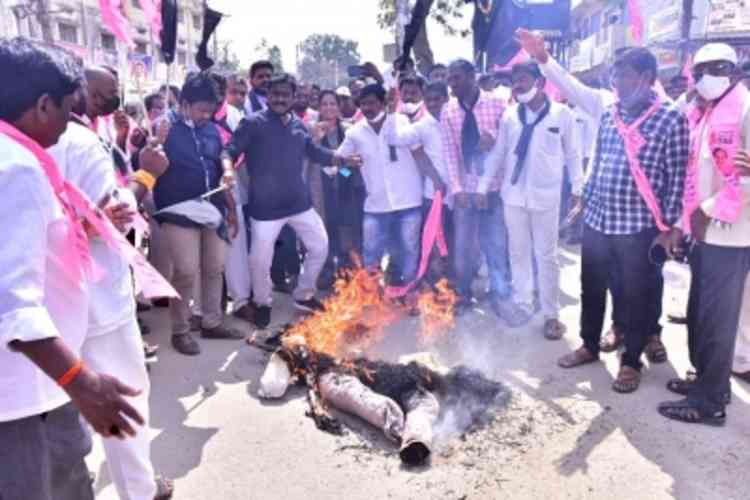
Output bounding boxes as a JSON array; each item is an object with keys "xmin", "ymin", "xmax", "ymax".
[
  {"xmin": 442, "ymin": 59, "xmax": 512, "ymax": 317},
  {"xmin": 557, "ymin": 48, "xmax": 689, "ymax": 394}
]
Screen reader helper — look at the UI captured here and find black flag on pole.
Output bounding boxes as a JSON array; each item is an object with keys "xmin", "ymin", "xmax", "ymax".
[
  {"xmin": 160, "ymin": 0, "xmax": 178, "ymax": 65},
  {"xmin": 400, "ymin": 0, "xmax": 432, "ymax": 71},
  {"xmin": 196, "ymin": 7, "xmax": 223, "ymax": 71}
]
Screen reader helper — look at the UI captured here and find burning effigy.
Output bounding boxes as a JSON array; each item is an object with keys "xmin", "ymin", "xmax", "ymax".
[{"xmin": 249, "ymin": 266, "xmax": 508, "ymax": 467}]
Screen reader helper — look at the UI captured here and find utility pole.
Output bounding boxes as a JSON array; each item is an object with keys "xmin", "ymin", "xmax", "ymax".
[{"xmin": 680, "ymin": 0, "xmax": 694, "ymax": 66}]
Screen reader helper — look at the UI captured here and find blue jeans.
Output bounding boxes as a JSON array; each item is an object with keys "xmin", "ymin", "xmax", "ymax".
[
  {"xmin": 363, "ymin": 207, "xmax": 422, "ymax": 284},
  {"xmin": 453, "ymin": 192, "xmax": 511, "ymax": 301}
]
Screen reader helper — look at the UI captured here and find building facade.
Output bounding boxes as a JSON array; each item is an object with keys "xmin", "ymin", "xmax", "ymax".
[
  {"xmin": 567, "ymin": 0, "xmax": 750, "ymax": 81},
  {"xmin": 1, "ymin": 0, "xmax": 208, "ymax": 97}
]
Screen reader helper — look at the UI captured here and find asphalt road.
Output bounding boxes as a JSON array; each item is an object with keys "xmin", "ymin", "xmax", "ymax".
[{"xmin": 87, "ymin": 245, "xmax": 750, "ymax": 500}]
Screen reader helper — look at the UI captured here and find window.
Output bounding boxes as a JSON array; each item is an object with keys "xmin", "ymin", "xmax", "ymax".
[
  {"xmin": 58, "ymin": 23, "xmax": 78, "ymax": 44},
  {"xmin": 135, "ymin": 41, "xmax": 149, "ymax": 55},
  {"xmin": 132, "ymin": 0, "xmax": 141, "ymax": 8},
  {"xmin": 101, "ymin": 32, "xmax": 116, "ymax": 51},
  {"xmin": 192, "ymin": 14, "xmax": 201, "ymax": 30}
]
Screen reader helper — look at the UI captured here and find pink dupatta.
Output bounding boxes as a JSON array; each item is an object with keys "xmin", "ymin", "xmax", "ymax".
[
  {"xmin": 611, "ymin": 99, "xmax": 671, "ymax": 231},
  {"xmin": 683, "ymin": 84, "xmax": 747, "ymax": 232}
]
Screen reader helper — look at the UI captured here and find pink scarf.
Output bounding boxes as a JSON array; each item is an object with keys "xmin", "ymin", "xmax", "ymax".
[
  {"xmin": 0, "ymin": 121, "xmax": 96, "ymax": 284},
  {"xmin": 684, "ymin": 84, "xmax": 747, "ymax": 232},
  {"xmin": 0, "ymin": 121, "xmax": 178, "ymax": 299},
  {"xmin": 612, "ymin": 99, "xmax": 671, "ymax": 231},
  {"xmin": 386, "ymin": 192, "xmax": 448, "ymax": 298}
]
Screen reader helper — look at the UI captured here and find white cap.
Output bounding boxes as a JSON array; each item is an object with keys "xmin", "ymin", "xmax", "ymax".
[
  {"xmin": 335, "ymin": 86, "xmax": 351, "ymax": 98},
  {"xmin": 694, "ymin": 43, "xmax": 738, "ymax": 66}
]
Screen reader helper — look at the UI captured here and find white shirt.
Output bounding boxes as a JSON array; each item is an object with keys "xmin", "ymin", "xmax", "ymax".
[
  {"xmin": 539, "ymin": 57, "xmax": 616, "ymax": 124},
  {"xmin": 226, "ymin": 104, "xmax": 244, "ymax": 131},
  {"xmin": 382, "ymin": 112, "xmax": 452, "ymax": 207},
  {"xmin": 337, "ymin": 114, "xmax": 424, "ymax": 213},
  {"xmin": 48, "ymin": 123, "xmax": 137, "ymax": 337},
  {"xmin": 697, "ymin": 98, "xmax": 750, "ymax": 247},
  {"xmin": 0, "ymin": 134, "xmax": 88, "ymax": 422},
  {"xmin": 496, "ymin": 101, "xmax": 583, "ymax": 211}
]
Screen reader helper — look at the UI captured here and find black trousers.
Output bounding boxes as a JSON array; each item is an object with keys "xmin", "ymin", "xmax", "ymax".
[
  {"xmin": 580, "ymin": 225, "xmax": 660, "ymax": 370},
  {"xmin": 610, "ymin": 258, "xmax": 664, "ymax": 337},
  {"xmin": 687, "ymin": 242, "xmax": 750, "ymax": 413}
]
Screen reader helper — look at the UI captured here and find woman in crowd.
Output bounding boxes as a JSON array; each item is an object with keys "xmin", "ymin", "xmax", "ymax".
[{"xmin": 309, "ymin": 89, "xmax": 366, "ymax": 288}]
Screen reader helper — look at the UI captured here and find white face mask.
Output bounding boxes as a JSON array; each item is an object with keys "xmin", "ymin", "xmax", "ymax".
[
  {"xmin": 696, "ymin": 74, "xmax": 732, "ymax": 101},
  {"xmin": 401, "ymin": 101, "xmax": 422, "ymax": 115},
  {"xmin": 515, "ymin": 87, "xmax": 537, "ymax": 104}
]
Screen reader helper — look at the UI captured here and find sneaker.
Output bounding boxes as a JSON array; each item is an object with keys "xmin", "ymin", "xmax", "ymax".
[
  {"xmin": 254, "ymin": 305, "xmax": 272, "ymax": 329},
  {"xmin": 201, "ymin": 323, "xmax": 245, "ymax": 340},
  {"xmin": 294, "ymin": 297, "xmax": 325, "ymax": 313},
  {"xmin": 171, "ymin": 333, "xmax": 200, "ymax": 356}
]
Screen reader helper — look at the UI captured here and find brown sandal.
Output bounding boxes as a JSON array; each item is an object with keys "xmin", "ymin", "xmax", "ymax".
[
  {"xmin": 600, "ymin": 326, "xmax": 624, "ymax": 353},
  {"xmin": 612, "ymin": 366, "xmax": 641, "ymax": 393},
  {"xmin": 558, "ymin": 346, "xmax": 598, "ymax": 369},
  {"xmin": 645, "ymin": 335, "xmax": 668, "ymax": 363}
]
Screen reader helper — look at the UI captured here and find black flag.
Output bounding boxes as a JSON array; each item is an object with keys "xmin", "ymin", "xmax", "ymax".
[
  {"xmin": 196, "ymin": 7, "xmax": 223, "ymax": 71},
  {"xmin": 400, "ymin": 0, "xmax": 432, "ymax": 71},
  {"xmin": 160, "ymin": 0, "xmax": 178, "ymax": 65}
]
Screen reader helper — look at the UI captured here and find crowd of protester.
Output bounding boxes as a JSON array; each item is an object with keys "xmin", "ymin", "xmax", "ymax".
[{"xmin": 2, "ymin": 28, "xmax": 750, "ymax": 499}]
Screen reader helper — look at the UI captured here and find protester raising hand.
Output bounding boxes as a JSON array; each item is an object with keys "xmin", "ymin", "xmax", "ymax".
[{"xmin": 516, "ymin": 29, "xmax": 549, "ymax": 64}]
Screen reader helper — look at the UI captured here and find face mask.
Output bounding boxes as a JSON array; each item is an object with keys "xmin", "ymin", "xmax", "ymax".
[
  {"xmin": 100, "ymin": 95, "xmax": 121, "ymax": 116},
  {"xmin": 515, "ymin": 87, "xmax": 537, "ymax": 104},
  {"xmin": 401, "ymin": 101, "xmax": 422, "ymax": 115},
  {"xmin": 617, "ymin": 80, "xmax": 647, "ymax": 108},
  {"xmin": 696, "ymin": 74, "xmax": 732, "ymax": 101},
  {"xmin": 368, "ymin": 111, "xmax": 386, "ymax": 124}
]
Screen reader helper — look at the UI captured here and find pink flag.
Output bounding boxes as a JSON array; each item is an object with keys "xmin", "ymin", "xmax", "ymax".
[
  {"xmin": 139, "ymin": 0, "xmax": 163, "ymax": 38},
  {"xmin": 99, "ymin": 0, "xmax": 134, "ymax": 48},
  {"xmin": 628, "ymin": 0, "xmax": 644, "ymax": 44}
]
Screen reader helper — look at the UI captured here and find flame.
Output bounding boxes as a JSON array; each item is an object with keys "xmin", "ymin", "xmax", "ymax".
[
  {"xmin": 284, "ymin": 261, "xmax": 457, "ymax": 358},
  {"xmin": 416, "ymin": 279, "xmax": 457, "ymax": 345},
  {"xmin": 285, "ymin": 264, "xmax": 400, "ymax": 358}
]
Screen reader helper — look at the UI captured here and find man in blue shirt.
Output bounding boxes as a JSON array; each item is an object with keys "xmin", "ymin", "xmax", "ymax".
[{"xmin": 224, "ymin": 73, "xmax": 361, "ymax": 328}]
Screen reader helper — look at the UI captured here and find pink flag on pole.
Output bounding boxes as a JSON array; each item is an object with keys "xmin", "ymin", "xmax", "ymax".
[
  {"xmin": 139, "ymin": 0, "xmax": 163, "ymax": 38},
  {"xmin": 99, "ymin": 0, "xmax": 134, "ymax": 48},
  {"xmin": 628, "ymin": 0, "xmax": 644, "ymax": 44}
]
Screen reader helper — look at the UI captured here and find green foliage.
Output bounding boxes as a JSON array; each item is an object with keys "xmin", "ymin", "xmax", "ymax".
[
  {"xmin": 376, "ymin": 0, "xmax": 471, "ymax": 38},
  {"xmin": 297, "ymin": 33, "xmax": 361, "ymax": 88}
]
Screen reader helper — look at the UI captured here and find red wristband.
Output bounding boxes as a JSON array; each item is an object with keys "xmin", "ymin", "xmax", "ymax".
[{"xmin": 57, "ymin": 360, "xmax": 83, "ymax": 387}]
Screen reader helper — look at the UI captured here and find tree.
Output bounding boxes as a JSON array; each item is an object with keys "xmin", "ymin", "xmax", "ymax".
[
  {"xmin": 377, "ymin": 0, "xmax": 471, "ymax": 74},
  {"xmin": 254, "ymin": 37, "xmax": 284, "ymax": 73},
  {"xmin": 214, "ymin": 41, "xmax": 243, "ymax": 75},
  {"xmin": 297, "ymin": 33, "xmax": 361, "ymax": 88}
]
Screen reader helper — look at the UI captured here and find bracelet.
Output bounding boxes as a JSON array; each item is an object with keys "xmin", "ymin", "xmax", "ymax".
[
  {"xmin": 57, "ymin": 360, "xmax": 84, "ymax": 387},
  {"xmin": 131, "ymin": 170, "xmax": 157, "ymax": 191}
]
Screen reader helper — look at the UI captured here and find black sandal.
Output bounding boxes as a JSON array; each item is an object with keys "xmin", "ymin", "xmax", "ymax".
[
  {"xmin": 658, "ymin": 398, "xmax": 726, "ymax": 426},
  {"xmin": 666, "ymin": 371, "xmax": 697, "ymax": 396}
]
